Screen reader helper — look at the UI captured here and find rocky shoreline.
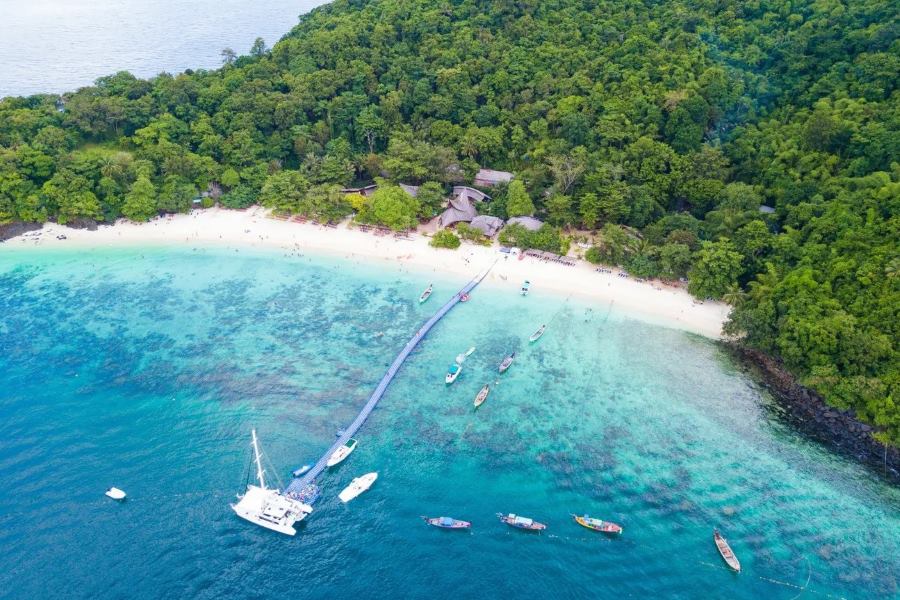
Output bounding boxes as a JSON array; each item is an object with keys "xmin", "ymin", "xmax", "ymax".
[{"xmin": 727, "ymin": 343, "xmax": 899, "ymax": 485}]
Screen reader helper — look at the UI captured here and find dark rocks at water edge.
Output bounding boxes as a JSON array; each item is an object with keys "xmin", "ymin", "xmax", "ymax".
[
  {"xmin": 727, "ymin": 343, "xmax": 900, "ymax": 485},
  {"xmin": 0, "ymin": 221, "xmax": 42, "ymax": 241}
]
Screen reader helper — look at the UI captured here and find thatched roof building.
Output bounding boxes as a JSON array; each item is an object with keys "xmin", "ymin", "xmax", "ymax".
[{"xmin": 470, "ymin": 215, "xmax": 504, "ymax": 237}]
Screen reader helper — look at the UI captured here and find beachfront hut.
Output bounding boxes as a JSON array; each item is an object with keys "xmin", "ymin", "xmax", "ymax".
[
  {"xmin": 507, "ymin": 216, "xmax": 543, "ymax": 231},
  {"xmin": 474, "ymin": 168, "xmax": 514, "ymax": 187},
  {"xmin": 470, "ymin": 215, "xmax": 504, "ymax": 237},
  {"xmin": 399, "ymin": 183, "xmax": 419, "ymax": 198}
]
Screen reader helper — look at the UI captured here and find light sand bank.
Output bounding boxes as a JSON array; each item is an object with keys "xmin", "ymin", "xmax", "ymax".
[{"xmin": 2, "ymin": 207, "xmax": 731, "ymax": 338}]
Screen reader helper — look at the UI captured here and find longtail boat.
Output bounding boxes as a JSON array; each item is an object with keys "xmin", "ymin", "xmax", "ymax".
[
  {"xmin": 498, "ymin": 513, "xmax": 546, "ymax": 531},
  {"xmin": 419, "ymin": 284, "xmax": 434, "ymax": 303},
  {"xmin": 529, "ymin": 324, "xmax": 547, "ymax": 342},
  {"xmin": 422, "ymin": 516, "xmax": 471, "ymax": 529},
  {"xmin": 498, "ymin": 353, "xmax": 516, "ymax": 374},
  {"xmin": 474, "ymin": 384, "xmax": 490, "ymax": 409},
  {"xmin": 573, "ymin": 514, "xmax": 623, "ymax": 535},
  {"xmin": 714, "ymin": 529, "xmax": 741, "ymax": 572}
]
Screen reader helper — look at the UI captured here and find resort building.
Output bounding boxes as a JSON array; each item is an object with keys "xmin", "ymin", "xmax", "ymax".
[
  {"xmin": 439, "ymin": 187, "xmax": 491, "ymax": 228},
  {"xmin": 469, "ymin": 215, "xmax": 505, "ymax": 237},
  {"xmin": 474, "ymin": 168, "xmax": 514, "ymax": 187}
]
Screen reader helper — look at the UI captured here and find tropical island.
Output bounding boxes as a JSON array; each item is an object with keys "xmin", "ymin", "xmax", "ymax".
[{"xmin": 0, "ymin": 0, "xmax": 897, "ymax": 456}]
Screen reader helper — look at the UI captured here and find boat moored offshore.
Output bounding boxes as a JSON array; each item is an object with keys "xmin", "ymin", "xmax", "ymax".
[
  {"xmin": 338, "ymin": 472, "xmax": 378, "ymax": 503},
  {"xmin": 498, "ymin": 513, "xmax": 546, "ymax": 531},
  {"xmin": 419, "ymin": 284, "xmax": 434, "ymax": 303},
  {"xmin": 529, "ymin": 324, "xmax": 547, "ymax": 342},
  {"xmin": 474, "ymin": 384, "xmax": 490, "ymax": 409},
  {"xmin": 446, "ymin": 363, "xmax": 462, "ymax": 384},
  {"xmin": 714, "ymin": 529, "xmax": 741, "ymax": 572},
  {"xmin": 231, "ymin": 429, "xmax": 313, "ymax": 536},
  {"xmin": 573, "ymin": 514, "xmax": 623, "ymax": 535},
  {"xmin": 327, "ymin": 438, "xmax": 359, "ymax": 467},
  {"xmin": 423, "ymin": 516, "xmax": 471, "ymax": 529},
  {"xmin": 498, "ymin": 353, "xmax": 515, "ymax": 373}
]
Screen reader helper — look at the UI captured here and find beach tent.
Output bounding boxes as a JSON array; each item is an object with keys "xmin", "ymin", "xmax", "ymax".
[
  {"xmin": 507, "ymin": 216, "xmax": 543, "ymax": 231},
  {"xmin": 470, "ymin": 215, "xmax": 505, "ymax": 237}
]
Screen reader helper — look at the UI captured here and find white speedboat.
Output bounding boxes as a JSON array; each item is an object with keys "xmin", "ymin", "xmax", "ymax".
[
  {"xmin": 105, "ymin": 487, "xmax": 126, "ymax": 501},
  {"xmin": 445, "ymin": 362, "xmax": 462, "ymax": 384},
  {"xmin": 338, "ymin": 472, "xmax": 378, "ymax": 503},
  {"xmin": 231, "ymin": 430, "xmax": 313, "ymax": 536},
  {"xmin": 419, "ymin": 284, "xmax": 433, "ymax": 303},
  {"xmin": 327, "ymin": 438, "xmax": 358, "ymax": 467}
]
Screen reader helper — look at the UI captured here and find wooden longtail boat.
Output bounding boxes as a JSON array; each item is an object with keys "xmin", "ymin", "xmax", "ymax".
[
  {"xmin": 422, "ymin": 516, "xmax": 471, "ymax": 529},
  {"xmin": 474, "ymin": 384, "xmax": 490, "ymax": 409},
  {"xmin": 714, "ymin": 529, "xmax": 741, "ymax": 572},
  {"xmin": 419, "ymin": 284, "xmax": 434, "ymax": 303},
  {"xmin": 572, "ymin": 514, "xmax": 622, "ymax": 535},
  {"xmin": 498, "ymin": 513, "xmax": 546, "ymax": 531},
  {"xmin": 498, "ymin": 353, "xmax": 515, "ymax": 374}
]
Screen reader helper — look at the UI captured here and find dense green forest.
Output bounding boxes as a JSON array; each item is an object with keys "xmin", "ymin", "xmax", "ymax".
[{"xmin": 0, "ymin": 0, "xmax": 897, "ymax": 442}]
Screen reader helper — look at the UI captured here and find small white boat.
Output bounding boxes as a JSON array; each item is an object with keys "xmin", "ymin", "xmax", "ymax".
[
  {"xmin": 105, "ymin": 487, "xmax": 126, "ymax": 501},
  {"xmin": 231, "ymin": 430, "xmax": 314, "ymax": 536},
  {"xmin": 445, "ymin": 363, "xmax": 462, "ymax": 384},
  {"xmin": 327, "ymin": 438, "xmax": 358, "ymax": 467},
  {"xmin": 338, "ymin": 472, "xmax": 378, "ymax": 503},
  {"xmin": 498, "ymin": 353, "xmax": 515, "ymax": 374},
  {"xmin": 529, "ymin": 324, "xmax": 546, "ymax": 342},
  {"xmin": 419, "ymin": 284, "xmax": 433, "ymax": 303},
  {"xmin": 474, "ymin": 384, "xmax": 490, "ymax": 409}
]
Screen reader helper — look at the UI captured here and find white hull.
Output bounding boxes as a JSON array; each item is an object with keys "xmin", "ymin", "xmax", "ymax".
[
  {"xmin": 327, "ymin": 439, "xmax": 358, "ymax": 467},
  {"xmin": 446, "ymin": 368, "xmax": 461, "ymax": 384},
  {"xmin": 339, "ymin": 472, "xmax": 378, "ymax": 503},
  {"xmin": 231, "ymin": 484, "xmax": 313, "ymax": 536}
]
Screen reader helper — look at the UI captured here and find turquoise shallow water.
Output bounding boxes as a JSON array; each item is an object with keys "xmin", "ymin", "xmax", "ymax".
[{"xmin": 0, "ymin": 246, "xmax": 897, "ymax": 599}]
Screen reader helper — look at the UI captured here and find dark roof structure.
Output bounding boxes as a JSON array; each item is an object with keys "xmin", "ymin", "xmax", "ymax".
[
  {"xmin": 474, "ymin": 168, "xmax": 514, "ymax": 187},
  {"xmin": 470, "ymin": 215, "xmax": 505, "ymax": 237}
]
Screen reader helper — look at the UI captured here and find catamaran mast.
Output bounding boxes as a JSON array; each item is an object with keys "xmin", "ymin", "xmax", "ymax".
[{"xmin": 250, "ymin": 429, "xmax": 266, "ymax": 489}]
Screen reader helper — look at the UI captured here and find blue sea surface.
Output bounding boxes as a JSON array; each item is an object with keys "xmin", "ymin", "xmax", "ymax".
[
  {"xmin": 0, "ymin": 0, "xmax": 329, "ymax": 97},
  {"xmin": 0, "ymin": 246, "xmax": 897, "ymax": 599}
]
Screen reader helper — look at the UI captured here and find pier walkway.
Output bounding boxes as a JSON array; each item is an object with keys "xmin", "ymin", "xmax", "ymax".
[{"xmin": 285, "ymin": 263, "xmax": 494, "ymax": 500}]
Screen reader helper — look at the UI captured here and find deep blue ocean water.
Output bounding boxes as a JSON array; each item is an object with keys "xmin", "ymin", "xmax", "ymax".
[
  {"xmin": 0, "ymin": 246, "xmax": 897, "ymax": 599},
  {"xmin": 0, "ymin": 0, "xmax": 328, "ymax": 97}
]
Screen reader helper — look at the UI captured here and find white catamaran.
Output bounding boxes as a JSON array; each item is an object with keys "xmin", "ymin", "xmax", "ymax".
[{"xmin": 231, "ymin": 429, "xmax": 313, "ymax": 536}]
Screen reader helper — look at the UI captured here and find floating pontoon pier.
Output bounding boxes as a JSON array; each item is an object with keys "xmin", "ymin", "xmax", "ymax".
[{"xmin": 284, "ymin": 264, "xmax": 494, "ymax": 503}]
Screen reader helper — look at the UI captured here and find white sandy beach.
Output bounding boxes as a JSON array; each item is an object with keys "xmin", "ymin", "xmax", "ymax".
[{"xmin": 2, "ymin": 206, "xmax": 731, "ymax": 338}]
